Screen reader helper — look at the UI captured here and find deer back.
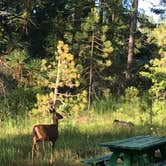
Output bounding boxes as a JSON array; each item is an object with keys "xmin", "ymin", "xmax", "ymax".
[
  {"xmin": 32, "ymin": 110, "xmax": 63, "ymax": 141},
  {"xmin": 33, "ymin": 124, "xmax": 58, "ymax": 141}
]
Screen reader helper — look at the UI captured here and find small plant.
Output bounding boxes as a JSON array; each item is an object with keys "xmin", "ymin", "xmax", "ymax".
[{"xmin": 124, "ymin": 86, "xmax": 139, "ymax": 103}]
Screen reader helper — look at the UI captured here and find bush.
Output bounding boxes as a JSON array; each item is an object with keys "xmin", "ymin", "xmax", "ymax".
[
  {"xmin": 124, "ymin": 86, "xmax": 139, "ymax": 103},
  {"xmin": 0, "ymin": 87, "xmax": 35, "ymax": 120}
]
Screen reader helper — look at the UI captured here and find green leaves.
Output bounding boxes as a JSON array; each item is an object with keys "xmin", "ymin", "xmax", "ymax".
[
  {"xmin": 140, "ymin": 56, "xmax": 166, "ymax": 100},
  {"xmin": 5, "ymin": 49, "xmax": 29, "ymax": 66},
  {"xmin": 31, "ymin": 41, "xmax": 87, "ymax": 115},
  {"xmin": 57, "ymin": 41, "xmax": 80, "ymax": 88},
  {"xmin": 81, "ymin": 8, "xmax": 99, "ymax": 32}
]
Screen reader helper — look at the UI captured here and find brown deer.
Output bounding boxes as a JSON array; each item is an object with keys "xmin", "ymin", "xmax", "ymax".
[
  {"xmin": 32, "ymin": 106, "xmax": 63, "ymax": 162},
  {"xmin": 113, "ymin": 119, "xmax": 134, "ymax": 127}
]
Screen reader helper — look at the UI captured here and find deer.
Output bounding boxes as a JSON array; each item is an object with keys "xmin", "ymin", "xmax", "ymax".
[
  {"xmin": 113, "ymin": 119, "xmax": 134, "ymax": 127},
  {"xmin": 32, "ymin": 106, "xmax": 63, "ymax": 163}
]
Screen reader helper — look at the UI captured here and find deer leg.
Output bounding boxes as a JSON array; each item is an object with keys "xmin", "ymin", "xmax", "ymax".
[
  {"xmin": 42, "ymin": 141, "xmax": 46, "ymax": 155},
  {"xmin": 36, "ymin": 143, "xmax": 40, "ymax": 158},
  {"xmin": 52, "ymin": 141, "xmax": 55, "ymax": 149},
  {"xmin": 32, "ymin": 143, "xmax": 35, "ymax": 161},
  {"xmin": 32, "ymin": 143, "xmax": 40, "ymax": 160},
  {"xmin": 50, "ymin": 141, "xmax": 55, "ymax": 164},
  {"xmin": 32, "ymin": 138, "xmax": 38, "ymax": 161}
]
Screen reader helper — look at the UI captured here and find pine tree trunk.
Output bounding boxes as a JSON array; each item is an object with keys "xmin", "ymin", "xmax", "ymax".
[
  {"xmin": 87, "ymin": 32, "xmax": 94, "ymax": 112},
  {"xmin": 99, "ymin": 0, "xmax": 103, "ymax": 25},
  {"xmin": 126, "ymin": 0, "xmax": 138, "ymax": 80},
  {"xmin": 53, "ymin": 57, "xmax": 61, "ymax": 106}
]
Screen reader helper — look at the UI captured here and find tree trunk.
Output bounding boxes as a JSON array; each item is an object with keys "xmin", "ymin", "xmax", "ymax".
[
  {"xmin": 87, "ymin": 32, "xmax": 94, "ymax": 112},
  {"xmin": 99, "ymin": 0, "xmax": 103, "ymax": 25},
  {"xmin": 53, "ymin": 57, "xmax": 61, "ymax": 106},
  {"xmin": 126, "ymin": 0, "xmax": 138, "ymax": 80}
]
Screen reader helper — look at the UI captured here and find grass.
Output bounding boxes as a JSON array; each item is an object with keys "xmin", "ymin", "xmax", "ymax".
[{"xmin": 1, "ymin": 110, "xmax": 166, "ymax": 166}]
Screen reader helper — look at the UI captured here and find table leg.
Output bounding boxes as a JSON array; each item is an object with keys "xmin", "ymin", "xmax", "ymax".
[
  {"xmin": 134, "ymin": 154, "xmax": 150, "ymax": 166},
  {"xmin": 121, "ymin": 154, "xmax": 131, "ymax": 166},
  {"xmin": 105, "ymin": 152, "xmax": 131, "ymax": 166},
  {"xmin": 160, "ymin": 146, "xmax": 166, "ymax": 160},
  {"xmin": 105, "ymin": 152, "xmax": 120, "ymax": 166}
]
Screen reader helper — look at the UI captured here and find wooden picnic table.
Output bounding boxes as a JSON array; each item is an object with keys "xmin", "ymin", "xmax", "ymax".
[{"xmin": 99, "ymin": 135, "xmax": 166, "ymax": 166}]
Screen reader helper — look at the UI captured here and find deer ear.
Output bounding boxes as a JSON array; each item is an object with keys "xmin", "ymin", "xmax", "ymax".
[
  {"xmin": 56, "ymin": 112, "xmax": 63, "ymax": 119},
  {"xmin": 49, "ymin": 106, "xmax": 55, "ymax": 113}
]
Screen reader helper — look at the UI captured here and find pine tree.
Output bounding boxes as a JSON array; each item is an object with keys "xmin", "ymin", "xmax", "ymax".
[
  {"xmin": 31, "ymin": 41, "xmax": 87, "ymax": 116},
  {"xmin": 72, "ymin": 8, "xmax": 113, "ymax": 111}
]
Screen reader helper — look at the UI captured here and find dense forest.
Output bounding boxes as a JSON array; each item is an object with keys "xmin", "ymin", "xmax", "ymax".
[
  {"xmin": 0, "ymin": 0, "xmax": 166, "ymax": 119},
  {"xmin": 0, "ymin": 0, "xmax": 166, "ymax": 166}
]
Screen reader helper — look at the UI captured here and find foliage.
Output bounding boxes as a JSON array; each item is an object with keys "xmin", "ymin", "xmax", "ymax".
[
  {"xmin": 0, "ymin": 3, "xmax": 166, "ymax": 166},
  {"xmin": 140, "ymin": 22, "xmax": 166, "ymax": 100},
  {"xmin": 138, "ymin": 21, "xmax": 166, "ymax": 124},
  {"xmin": 4, "ymin": 49, "xmax": 28, "ymax": 82},
  {"xmin": 0, "ymin": 87, "xmax": 35, "ymax": 120},
  {"xmin": 151, "ymin": 21, "xmax": 166, "ymax": 53},
  {"xmin": 124, "ymin": 86, "xmax": 139, "ymax": 103},
  {"xmin": 73, "ymin": 8, "xmax": 114, "ymax": 97},
  {"xmin": 141, "ymin": 56, "xmax": 166, "ymax": 100},
  {"xmin": 151, "ymin": 0, "xmax": 166, "ymax": 21},
  {"xmin": 56, "ymin": 41, "xmax": 80, "ymax": 88},
  {"xmin": 5, "ymin": 49, "xmax": 29, "ymax": 66},
  {"xmin": 0, "ymin": 0, "xmax": 165, "ymax": 119},
  {"xmin": 31, "ymin": 41, "xmax": 87, "ymax": 116}
]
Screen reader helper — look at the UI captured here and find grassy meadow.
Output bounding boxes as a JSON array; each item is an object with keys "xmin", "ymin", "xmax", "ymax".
[{"xmin": 1, "ymin": 107, "xmax": 166, "ymax": 166}]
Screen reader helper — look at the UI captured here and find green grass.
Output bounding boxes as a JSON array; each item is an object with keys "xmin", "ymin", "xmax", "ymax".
[{"xmin": 0, "ymin": 108, "xmax": 166, "ymax": 166}]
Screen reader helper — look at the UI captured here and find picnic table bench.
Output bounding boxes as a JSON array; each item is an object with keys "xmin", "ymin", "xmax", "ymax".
[
  {"xmin": 82, "ymin": 154, "xmax": 112, "ymax": 166},
  {"xmin": 82, "ymin": 135, "xmax": 166, "ymax": 166},
  {"xmin": 155, "ymin": 160, "xmax": 166, "ymax": 166}
]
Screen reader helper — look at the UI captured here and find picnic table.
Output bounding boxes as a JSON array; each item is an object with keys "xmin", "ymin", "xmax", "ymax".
[{"xmin": 99, "ymin": 135, "xmax": 166, "ymax": 166}]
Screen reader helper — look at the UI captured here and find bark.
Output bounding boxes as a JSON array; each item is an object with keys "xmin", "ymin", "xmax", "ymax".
[
  {"xmin": 99, "ymin": 0, "xmax": 103, "ymax": 25},
  {"xmin": 126, "ymin": 0, "xmax": 138, "ymax": 80},
  {"xmin": 87, "ymin": 32, "xmax": 94, "ymax": 112},
  {"xmin": 53, "ymin": 57, "xmax": 61, "ymax": 106}
]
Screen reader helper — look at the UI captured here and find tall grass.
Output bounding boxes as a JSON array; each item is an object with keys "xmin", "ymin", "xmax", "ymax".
[
  {"xmin": 0, "ymin": 114, "xmax": 166, "ymax": 166},
  {"xmin": 0, "ymin": 96, "xmax": 166, "ymax": 166}
]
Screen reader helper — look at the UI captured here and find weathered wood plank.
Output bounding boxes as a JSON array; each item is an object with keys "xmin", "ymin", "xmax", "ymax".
[
  {"xmin": 82, "ymin": 154, "xmax": 112, "ymax": 165},
  {"xmin": 99, "ymin": 136, "xmax": 166, "ymax": 151}
]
